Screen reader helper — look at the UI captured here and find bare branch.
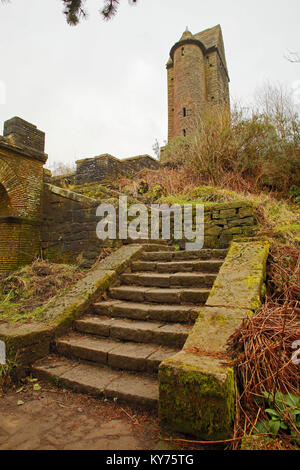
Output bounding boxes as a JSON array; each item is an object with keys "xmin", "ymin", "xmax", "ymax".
[
  {"xmin": 1, "ymin": 0, "xmax": 138, "ymax": 25},
  {"xmin": 101, "ymin": 0, "xmax": 120, "ymax": 20}
]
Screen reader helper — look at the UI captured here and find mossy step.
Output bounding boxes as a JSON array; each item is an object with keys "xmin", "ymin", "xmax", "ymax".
[
  {"xmin": 32, "ymin": 356, "xmax": 158, "ymax": 408},
  {"xmin": 131, "ymin": 259, "xmax": 224, "ymax": 274},
  {"xmin": 109, "ymin": 286, "xmax": 210, "ymax": 304},
  {"xmin": 55, "ymin": 333, "xmax": 178, "ymax": 373},
  {"xmin": 93, "ymin": 300, "xmax": 200, "ymax": 323},
  {"xmin": 74, "ymin": 315, "xmax": 192, "ymax": 348},
  {"xmin": 120, "ymin": 272, "xmax": 216, "ymax": 288},
  {"xmin": 141, "ymin": 249, "xmax": 228, "ymax": 262}
]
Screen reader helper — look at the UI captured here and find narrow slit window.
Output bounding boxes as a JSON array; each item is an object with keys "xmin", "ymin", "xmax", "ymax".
[
  {"xmin": 183, "ymin": 129, "xmax": 186, "ymax": 137},
  {"xmin": 181, "ymin": 47, "xmax": 185, "ymax": 56},
  {"xmin": 183, "ymin": 107, "xmax": 186, "ymax": 117}
]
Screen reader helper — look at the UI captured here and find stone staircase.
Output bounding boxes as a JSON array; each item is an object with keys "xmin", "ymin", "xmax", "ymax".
[{"xmin": 33, "ymin": 242, "xmax": 227, "ymax": 409}]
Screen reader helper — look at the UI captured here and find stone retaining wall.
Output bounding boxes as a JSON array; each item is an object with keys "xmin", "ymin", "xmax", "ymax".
[
  {"xmin": 42, "ymin": 189, "xmax": 257, "ymax": 266},
  {"xmin": 41, "ymin": 184, "xmax": 120, "ymax": 266},
  {"xmin": 159, "ymin": 240, "xmax": 269, "ymax": 440},
  {"xmin": 147, "ymin": 201, "xmax": 256, "ymax": 249}
]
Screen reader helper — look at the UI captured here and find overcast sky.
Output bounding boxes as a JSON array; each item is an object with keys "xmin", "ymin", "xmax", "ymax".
[{"xmin": 0, "ymin": 0, "xmax": 299, "ymax": 169}]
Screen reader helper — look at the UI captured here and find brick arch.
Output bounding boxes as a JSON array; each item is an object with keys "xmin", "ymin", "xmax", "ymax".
[{"xmin": 0, "ymin": 158, "xmax": 23, "ymax": 216}]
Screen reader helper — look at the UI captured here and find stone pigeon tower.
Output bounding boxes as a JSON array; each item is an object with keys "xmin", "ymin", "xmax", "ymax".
[{"xmin": 166, "ymin": 25, "xmax": 230, "ymax": 141}]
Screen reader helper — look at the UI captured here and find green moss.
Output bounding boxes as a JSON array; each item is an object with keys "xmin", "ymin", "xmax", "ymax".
[
  {"xmin": 159, "ymin": 356, "xmax": 235, "ymax": 440},
  {"xmin": 241, "ymin": 435, "xmax": 281, "ymax": 451},
  {"xmin": 277, "ymin": 224, "xmax": 300, "ymax": 233}
]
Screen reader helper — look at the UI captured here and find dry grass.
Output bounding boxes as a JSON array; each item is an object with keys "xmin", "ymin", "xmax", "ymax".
[
  {"xmin": 120, "ymin": 165, "xmax": 300, "ymax": 247},
  {"xmin": 160, "ymin": 87, "xmax": 300, "ymax": 194},
  {"xmin": 227, "ymin": 242, "xmax": 300, "ymax": 448},
  {"xmin": 0, "ymin": 259, "xmax": 84, "ymax": 324}
]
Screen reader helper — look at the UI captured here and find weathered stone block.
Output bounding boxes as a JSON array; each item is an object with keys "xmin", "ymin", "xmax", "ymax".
[
  {"xmin": 238, "ymin": 207, "xmax": 254, "ymax": 218},
  {"xmin": 219, "ymin": 208, "xmax": 236, "ymax": 219},
  {"xmin": 183, "ymin": 306, "xmax": 253, "ymax": 354},
  {"xmin": 206, "ymin": 241, "xmax": 269, "ymax": 311},
  {"xmin": 159, "ymin": 351, "xmax": 235, "ymax": 440},
  {"xmin": 223, "ymin": 226, "xmax": 243, "ymax": 235},
  {"xmin": 205, "ymin": 224, "xmax": 223, "ymax": 236},
  {"xmin": 227, "ymin": 217, "xmax": 254, "ymax": 228}
]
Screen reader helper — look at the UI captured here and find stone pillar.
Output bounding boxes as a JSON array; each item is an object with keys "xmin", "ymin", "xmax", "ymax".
[{"xmin": 0, "ymin": 117, "xmax": 47, "ymax": 272}]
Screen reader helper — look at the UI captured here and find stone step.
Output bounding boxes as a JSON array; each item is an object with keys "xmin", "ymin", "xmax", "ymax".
[
  {"xmin": 141, "ymin": 249, "xmax": 228, "ymax": 262},
  {"xmin": 32, "ymin": 356, "xmax": 158, "ymax": 408},
  {"xmin": 93, "ymin": 300, "xmax": 200, "ymax": 323},
  {"xmin": 120, "ymin": 272, "xmax": 216, "ymax": 288},
  {"xmin": 123, "ymin": 238, "xmax": 168, "ymax": 245},
  {"xmin": 141, "ymin": 244, "xmax": 176, "ymax": 252},
  {"xmin": 74, "ymin": 315, "xmax": 192, "ymax": 348},
  {"xmin": 55, "ymin": 333, "xmax": 178, "ymax": 373},
  {"xmin": 131, "ymin": 259, "xmax": 223, "ymax": 273},
  {"xmin": 109, "ymin": 286, "xmax": 210, "ymax": 304}
]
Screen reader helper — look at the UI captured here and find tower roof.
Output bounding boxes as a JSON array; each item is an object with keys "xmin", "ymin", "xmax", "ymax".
[
  {"xmin": 194, "ymin": 24, "xmax": 228, "ymax": 71},
  {"xmin": 179, "ymin": 27, "xmax": 193, "ymax": 41},
  {"xmin": 168, "ymin": 24, "xmax": 228, "ymax": 77}
]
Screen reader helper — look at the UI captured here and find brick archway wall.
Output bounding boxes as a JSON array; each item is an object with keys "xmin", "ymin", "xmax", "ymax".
[
  {"xmin": 0, "ymin": 158, "xmax": 23, "ymax": 216},
  {"xmin": 0, "ymin": 184, "xmax": 12, "ymax": 217}
]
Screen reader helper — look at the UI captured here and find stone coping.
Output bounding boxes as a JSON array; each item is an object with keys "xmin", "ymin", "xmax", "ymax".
[
  {"xmin": 159, "ymin": 240, "xmax": 269, "ymax": 441},
  {"xmin": 0, "ymin": 137, "xmax": 48, "ymax": 163},
  {"xmin": 0, "ymin": 216, "xmax": 41, "ymax": 226},
  {"xmin": 76, "ymin": 153, "xmax": 157, "ymax": 165},
  {"xmin": 0, "ymin": 245, "xmax": 143, "ymax": 368},
  {"xmin": 44, "ymin": 183, "xmax": 98, "ymax": 205}
]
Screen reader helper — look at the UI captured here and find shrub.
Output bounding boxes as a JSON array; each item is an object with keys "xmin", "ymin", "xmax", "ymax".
[{"xmin": 160, "ymin": 83, "xmax": 300, "ymax": 194}]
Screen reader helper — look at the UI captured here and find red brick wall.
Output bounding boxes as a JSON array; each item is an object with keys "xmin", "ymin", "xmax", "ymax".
[{"xmin": 0, "ymin": 128, "xmax": 46, "ymax": 272}]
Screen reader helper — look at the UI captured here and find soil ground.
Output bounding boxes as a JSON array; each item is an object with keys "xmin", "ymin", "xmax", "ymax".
[{"xmin": 0, "ymin": 377, "xmax": 163, "ymax": 450}]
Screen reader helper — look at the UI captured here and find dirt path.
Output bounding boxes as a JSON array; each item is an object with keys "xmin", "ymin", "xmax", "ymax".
[{"xmin": 0, "ymin": 377, "xmax": 162, "ymax": 450}]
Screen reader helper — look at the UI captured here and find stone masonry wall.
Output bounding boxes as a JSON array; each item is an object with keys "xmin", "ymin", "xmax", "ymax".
[
  {"xmin": 51, "ymin": 154, "xmax": 160, "ymax": 187},
  {"xmin": 41, "ymin": 184, "xmax": 120, "ymax": 267},
  {"xmin": 172, "ymin": 42, "xmax": 207, "ymax": 138},
  {"xmin": 164, "ymin": 201, "xmax": 256, "ymax": 249},
  {"xmin": 75, "ymin": 154, "xmax": 159, "ymax": 185},
  {"xmin": 167, "ymin": 25, "xmax": 230, "ymax": 141},
  {"xmin": 3, "ymin": 117, "xmax": 45, "ymax": 153},
  {"xmin": 41, "ymin": 183, "xmax": 256, "ymax": 269}
]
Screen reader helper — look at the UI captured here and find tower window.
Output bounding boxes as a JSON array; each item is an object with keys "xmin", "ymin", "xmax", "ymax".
[
  {"xmin": 183, "ymin": 107, "xmax": 186, "ymax": 117},
  {"xmin": 181, "ymin": 47, "xmax": 185, "ymax": 56},
  {"xmin": 183, "ymin": 129, "xmax": 186, "ymax": 137}
]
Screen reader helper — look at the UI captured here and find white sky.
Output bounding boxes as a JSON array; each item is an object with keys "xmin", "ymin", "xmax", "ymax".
[{"xmin": 0, "ymin": 0, "xmax": 299, "ymax": 168}]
